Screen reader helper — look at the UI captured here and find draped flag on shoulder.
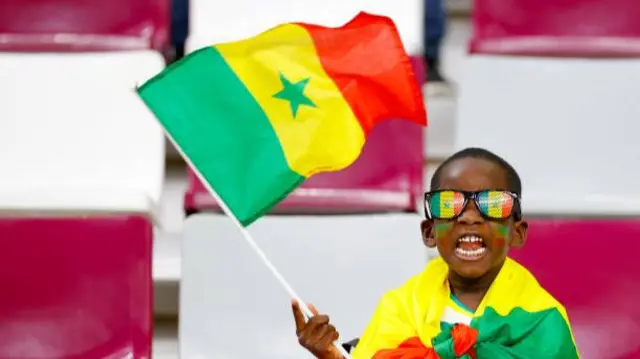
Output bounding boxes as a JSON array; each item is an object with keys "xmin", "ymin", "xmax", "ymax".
[
  {"xmin": 352, "ymin": 258, "xmax": 580, "ymax": 359},
  {"xmin": 137, "ymin": 12, "xmax": 427, "ymax": 226}
]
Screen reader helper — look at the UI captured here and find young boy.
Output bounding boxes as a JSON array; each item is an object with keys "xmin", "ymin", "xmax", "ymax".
[{"xmin": 292, "ymin": 148, "xmax": 579, "ymax": 358}]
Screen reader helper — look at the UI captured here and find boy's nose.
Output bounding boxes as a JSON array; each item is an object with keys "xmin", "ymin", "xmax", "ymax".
[{"xmin": 457, "ymin": 198, "xmax": 484, "ymax": 224}]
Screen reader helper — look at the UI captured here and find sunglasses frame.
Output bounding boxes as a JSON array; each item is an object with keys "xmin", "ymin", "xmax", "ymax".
[{"xmin": 424, "ymin": 189, "xmax": 522, "ymax": 221}]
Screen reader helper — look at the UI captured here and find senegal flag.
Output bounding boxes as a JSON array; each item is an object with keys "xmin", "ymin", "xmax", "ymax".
[
  {"xmin": 137, "ymin": 12, "xmax": 426, "ymax": 226},
  {"xmin": 353, "ymin": 258, "xmax": 580, "ymax": 358}
]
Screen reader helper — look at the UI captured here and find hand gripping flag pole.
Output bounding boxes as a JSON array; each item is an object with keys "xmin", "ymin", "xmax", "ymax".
[{"xmin": 165, "ymin": 131, "xmax": 353, "ymax": 359}]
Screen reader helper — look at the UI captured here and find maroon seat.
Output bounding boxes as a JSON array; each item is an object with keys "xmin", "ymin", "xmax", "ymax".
[
  {"xmin": 185, "ymin": 119, "xmax": 424, "ymax": 215},
  {"xmin": 471, "ymin": 0, "xmax": 640, "ymax": 57},
  {"xmin": 184, "ymin": 57, "xmax": 425, "ymax": 215},
  {"xmin": 466, "ymin": 2, "xmax": 640, "ymax": 356},
  {"xmin": 509, "ymin": 219, "xmax": 640, "ymax": 359},
  {"xmin": 0, "ymin": 1, "xmax": 168, "ymax": 357},
  {"xmin": 0, "ymin": 217, "xmax": 153, "ymax": 359},
  {"xmin": 409, "ymin": 56, "xmax": 426, "ymax": 88},
  {"xmin": 0, "ymin": 0, "xmax": 169, "ymax": 52}
]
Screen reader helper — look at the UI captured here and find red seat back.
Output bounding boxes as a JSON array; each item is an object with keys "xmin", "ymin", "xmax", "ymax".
[
  {"xmin": 471, "ymin": 0, "xmax": 640, "ymax": 56},
  {"xmin": 510, "ymin": 219, "xmax": 640, "ymax": 359},
  {"xmin": 185, "ymin": 118, "xmax": 424, "ymax": 214},
  {"xmin": 0, "ymin": 0, "xmax": 169, "ymax": 52},
  {"xmin": 0, "ymin": 217, "xmax": 153, "ymax": 359}
]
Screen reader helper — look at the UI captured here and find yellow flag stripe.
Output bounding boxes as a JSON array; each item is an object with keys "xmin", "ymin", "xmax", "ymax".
[
  {"xmin": 487, "ymin": 192, "xmax": 504, "ymax": 217},
  {"xmin": 476, "ymin": 258, "xmax": 563, "ymax": 316},
  {"xmin": 215, "ymin": 24, "xmax": 365, "ymax": 177},
  {"xmin": 439, "ymin": 191, "xmax": 455, "ymax": 217},
  {"xmin": 487, "ymin": 200, "xmax": 502, "ymax": 217}
]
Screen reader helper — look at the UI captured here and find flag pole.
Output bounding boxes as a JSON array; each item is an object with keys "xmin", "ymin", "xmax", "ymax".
[{"xmin": 162, "ymin": 128, "xmax": 353, "ymax": 359}]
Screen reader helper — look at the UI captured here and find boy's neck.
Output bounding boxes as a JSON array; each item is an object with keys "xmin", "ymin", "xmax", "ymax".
[{"xmin": 448, "ymin": 264, "xmax": 503, "ymax": 311}]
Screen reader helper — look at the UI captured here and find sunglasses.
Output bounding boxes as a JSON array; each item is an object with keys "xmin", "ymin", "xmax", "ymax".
[{"xmin": 424, "ymin": 190, "xmax": 521, "ymax": 220}]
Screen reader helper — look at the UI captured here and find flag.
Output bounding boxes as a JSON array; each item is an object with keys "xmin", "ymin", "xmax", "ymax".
[
  {"xmin": 353, "ymin": 258, "xmax": 580, "ymax": 359},
  {"xmin": 138, "ymin": 12, "xmax": 426, "ymax": 226}
]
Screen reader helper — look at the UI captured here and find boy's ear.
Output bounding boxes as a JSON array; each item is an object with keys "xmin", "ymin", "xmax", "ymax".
[
  {"xmin": 421, "ymin": 220, "xmax": 436, "ymax": 248},
  {"xmin": 510, "ymin": 220, "xmax": 528, "ymax": 249}
]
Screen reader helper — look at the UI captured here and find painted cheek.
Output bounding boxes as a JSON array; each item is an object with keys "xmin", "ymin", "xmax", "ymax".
[
  {"xmin": 495, "ymin": 224, "xmax": 510, "ymax": 248},
  {"xmin": 435, "ymin": 223, "xmax": 453, "ymax": 238}
]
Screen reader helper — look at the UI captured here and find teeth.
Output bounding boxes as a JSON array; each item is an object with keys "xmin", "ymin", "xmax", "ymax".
[
  {"xmin": 455, "ymin": 247, "xmax": 487, "ymax": 257},
  {"xmin": 457, "ymin": 236, "xmax": 483, "ymax": 243}
]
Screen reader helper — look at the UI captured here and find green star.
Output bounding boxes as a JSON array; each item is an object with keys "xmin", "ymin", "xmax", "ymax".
[{"xmin": 273, "ymin": 73, "xmax": 316, "ymax": 117}]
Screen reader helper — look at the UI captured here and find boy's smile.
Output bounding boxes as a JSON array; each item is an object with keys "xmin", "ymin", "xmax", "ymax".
[{"xmin": 455, "ymin": 234, "xmax": 487, "ymax": 261}]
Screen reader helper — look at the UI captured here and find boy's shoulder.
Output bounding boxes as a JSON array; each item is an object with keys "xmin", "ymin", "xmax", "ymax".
[
  {"xmin": 364, "ymin": 258, "xmax": 449, "ymax": 331},
  {"xmin": 499, "ymin": 258, "xmax": 568, "ymax": 315},
  {"xmin": 378, "ymin": 257, "xmax": 569, "ymax": 317},
  {"xmin": 381, "ymin": 257, "xmax": 449, "ymax": 303}
]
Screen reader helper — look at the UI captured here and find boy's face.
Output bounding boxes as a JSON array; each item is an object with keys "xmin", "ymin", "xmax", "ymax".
[{"xmin": 421, "ymin": 157, "xmax": 528, "ymax": 279}]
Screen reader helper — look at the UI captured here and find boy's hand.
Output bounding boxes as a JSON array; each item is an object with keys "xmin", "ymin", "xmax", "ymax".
[{"xmin": 292, "ymin": 300, "xmax": 344, "ymax": 359}]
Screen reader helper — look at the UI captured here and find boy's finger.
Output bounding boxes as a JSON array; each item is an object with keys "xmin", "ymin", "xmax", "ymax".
[
  {"xmin": 315, "ymin": 330, "xmax": 338, "ymax": 351},
  {"xmin": 291, "ymin": 300, "xmax": 307, "ymax": 333},
  {"xmin": 308, "ymin": 303, "xmax": 320, "ymax": 316}
]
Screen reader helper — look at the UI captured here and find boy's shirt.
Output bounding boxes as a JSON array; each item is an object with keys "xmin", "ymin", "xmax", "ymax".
[
  {"xmin": 442, "ymin": 294, "xmax": 474, "ymax": 326},
  {"xmin": 351, "ymin": 257, "xmax": 580, "ymax": 359}
]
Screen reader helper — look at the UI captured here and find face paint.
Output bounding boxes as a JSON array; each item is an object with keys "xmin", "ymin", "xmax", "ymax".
[
  {"xmin": 435, "ymin": 223, "xmax": 453, "ymax": 238},
  {"xmin": 495, "ymin": 224, "xmax": 510, "ymax": 248}
]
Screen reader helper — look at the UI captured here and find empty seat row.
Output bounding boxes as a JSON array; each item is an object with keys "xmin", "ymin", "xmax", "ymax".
[
  {"xmin": 0, "ymin": 0, "xmax": 167, "ymax": 357},
  {"xmin": 3, "ymin": 0, "xmax": 640, "ymax": 358},
  {"xmin": 457, "ymin": 0, "xmax": 640, "ymax": 357}
]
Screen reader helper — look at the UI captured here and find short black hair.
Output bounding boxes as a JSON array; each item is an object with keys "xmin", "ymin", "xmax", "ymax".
[{"xmin": 430, "ymin": 147, "xmax": 522, "ymax": 196}]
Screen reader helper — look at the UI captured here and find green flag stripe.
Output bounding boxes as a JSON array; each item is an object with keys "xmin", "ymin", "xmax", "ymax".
[
  {"xmin": 432, "ymin": 307, "xmax": 578, "ymax": 358},
  {"xmin": 138, "ymin": 47, "xmax": 304, "ymax": 226}
]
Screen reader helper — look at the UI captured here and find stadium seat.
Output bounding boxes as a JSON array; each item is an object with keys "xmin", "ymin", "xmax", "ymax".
[
  {"xmin": 457, "ymin": 0, "xmax": 640, "ymax": 214},
  {"xmin": 0, "ymin": 51, "xmax": 165, "ymax": 358},
  {"xmin": 180, "ymin": 213, "xmax": 430, "ymax": 359},
  {"xmin": 184, "ymin": 118, "xmax": 424, "ymax": 215},
  {"xmin": 470, "ymin": 0, "xmax": 640, "ymax": 57},
  {"xmin": 186, "ymin": 0, "xmax": 422, "ymax": 55},
  {"xmin": 456, "ymin": 0, "xmax": 640, "ymax": 357},
  {"xmin": 510, "ymin": 219, "xmax": 640, "ymax": 359},
  {"xmin": 0, "ymin": 0, "xmax": 167, "ymax": 353},
  {"xmin": 0, "ymin": 0, "xmax": 169, "ymax": 52},
  {"xmin": 0, "ymin": 217, "xmax": 154, "ymax": 358}
]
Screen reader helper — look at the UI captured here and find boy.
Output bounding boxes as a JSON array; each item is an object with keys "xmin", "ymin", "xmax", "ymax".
[{"xmin": 292, "ymin": 148, "xmax": 579, "ymax": 358}]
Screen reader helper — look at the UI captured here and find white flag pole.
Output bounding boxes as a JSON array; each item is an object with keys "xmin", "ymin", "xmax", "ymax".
[{"xmin": 162, "ymin": 128, "xmax": 353, "ymax": 359}]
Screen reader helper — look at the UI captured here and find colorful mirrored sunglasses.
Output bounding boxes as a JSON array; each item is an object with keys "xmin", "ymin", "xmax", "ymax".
[{"xmin": 424, "ymin": 190, "xmax": 520, "ymax": 220}]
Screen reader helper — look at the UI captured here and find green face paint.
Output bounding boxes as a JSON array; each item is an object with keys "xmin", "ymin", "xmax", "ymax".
[
  {"xmin": 495, "ymin": 224, "xmax": 510, "ymax": 247},
  {"xmin": 435, "ymin": 223, "xmax": 453, "ymax": 237}
]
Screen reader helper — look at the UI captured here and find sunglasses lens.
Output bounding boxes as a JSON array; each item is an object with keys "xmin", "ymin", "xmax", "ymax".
[
  {"xmin": 429, "ymin": 191, "xmax": 465, "ymax": 219},
  {"xmin": 477, "ymin": 191, "xmax": 514, "ymax": 219}
]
